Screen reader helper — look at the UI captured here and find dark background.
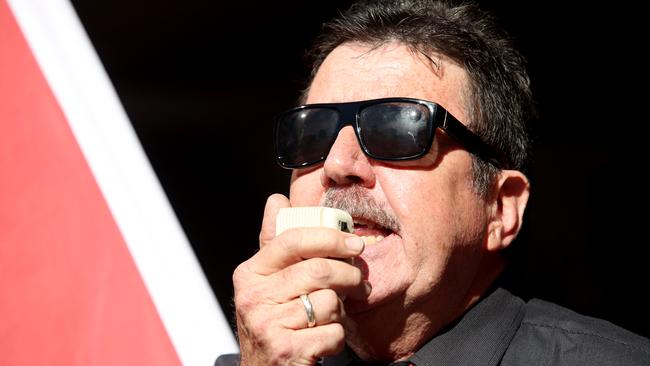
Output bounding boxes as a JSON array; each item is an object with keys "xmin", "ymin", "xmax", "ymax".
[{"xmin": 70, "ymin": 1, "xmax": 649, "ymax": 338}]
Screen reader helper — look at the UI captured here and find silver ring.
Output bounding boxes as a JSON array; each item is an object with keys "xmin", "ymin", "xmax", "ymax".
[{"xmin": 299, "ymin": 294, "xmax": 316, "ymax": 328}]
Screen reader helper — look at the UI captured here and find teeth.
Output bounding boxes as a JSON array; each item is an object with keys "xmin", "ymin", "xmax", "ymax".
[
  {"xmin": 354, "ymin": 218, "xmax": 377, "ymax": 230},
  {"xmin": 359, "ymin": 235, "xmax": 385, "ymax": 245}
]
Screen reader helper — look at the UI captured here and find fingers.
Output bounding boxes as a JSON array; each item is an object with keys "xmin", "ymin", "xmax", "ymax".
[
  {"xmin": 266, "ymin": 257, "xmax": 371, "ymax": 302},
  {"xmin": 235, "ymin": 288, "xmax": 347, "ymax": 365},
  {"xmin": 234, "ymin": 193, "xmax": 367, "ymax": 365},
  {"xmin": 237, "ymin": 316, "xmax": 345, "ymax": 366},
  {"xmin": 292, "ymin": 323, "xmax": 346, "ymax": 358},
  {"xmin": 249, "ymin": 228, "xmax": 365, "ymax": 275},
  {"xmin": 259, "ymin": 194, "xmax": 291, "ymax": 247},
  {"xmin": 279, "ymin": 289, "xmax": 344, "ymax": 330}
]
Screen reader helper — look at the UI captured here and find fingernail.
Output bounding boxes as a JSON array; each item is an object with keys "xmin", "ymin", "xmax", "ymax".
[
  {"xmin": 345, "ymin": 236, "xmax": 364, "ymax": 253},
  {"xmin": 364, "ymin": 281, "xmax": 372, "ymax": 296}
]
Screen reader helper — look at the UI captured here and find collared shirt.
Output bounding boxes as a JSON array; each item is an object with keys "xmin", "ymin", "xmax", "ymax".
[
  {"xmin": 216, "ymin": 288, "xmax": 650, "ymax": 366},
  {"xmin": 322, "ymin": 288, "xmax": 650, "ymax": 366}
]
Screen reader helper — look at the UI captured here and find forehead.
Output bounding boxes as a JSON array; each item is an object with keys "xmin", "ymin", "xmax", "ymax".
[{"xmin": 306, "ymin": 42, "xmax": 470, "ymax": 122}]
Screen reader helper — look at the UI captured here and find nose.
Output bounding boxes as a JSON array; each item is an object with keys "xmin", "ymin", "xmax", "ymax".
[{"xmin": 321, "ymin": 126, "xmax": 376, "ymax": 188}]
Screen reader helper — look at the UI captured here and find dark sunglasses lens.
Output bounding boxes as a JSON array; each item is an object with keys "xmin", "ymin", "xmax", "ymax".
[
  {"xmin": 276, "ymin": 108, "xmax": 340, "ymax": 167},
  {"xmin": 358, "ymin": 102, "xmax": 432, "ymax": 159}
]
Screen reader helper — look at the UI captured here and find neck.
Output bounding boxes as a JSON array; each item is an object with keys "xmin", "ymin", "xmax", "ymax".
[{"xmin": 344, "ymin": 254, "xmax": 505, "ymax": 363}]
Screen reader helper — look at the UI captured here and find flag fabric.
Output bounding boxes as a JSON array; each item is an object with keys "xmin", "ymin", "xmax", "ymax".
[{"xmin": 0, "ymin": 0, "xmax": 238, "ymax": 364}]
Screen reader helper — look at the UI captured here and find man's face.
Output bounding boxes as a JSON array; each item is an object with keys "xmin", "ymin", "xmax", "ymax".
[{"xmin": 288, "ymin": 42, "xmax": 494, "ymax": 345}]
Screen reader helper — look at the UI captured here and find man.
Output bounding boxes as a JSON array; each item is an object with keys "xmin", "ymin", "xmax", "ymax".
[{"xmin": 219, "ymin": 1, "xmax": 650, "ymax": 364}]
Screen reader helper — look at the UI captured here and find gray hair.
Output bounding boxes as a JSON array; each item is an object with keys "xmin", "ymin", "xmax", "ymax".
[{"xmin": 302, "ymin": 0, "xmax": 535, "ymax": 198}]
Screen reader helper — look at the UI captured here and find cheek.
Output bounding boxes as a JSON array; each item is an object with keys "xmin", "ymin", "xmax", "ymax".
[
  {"xmin": 380, "ymin": 170, "xmax": 453, "ymax": 254},
  {"xmin": 379, "ymin": 170, "xmax": 452, "ymax": 228},
  {"xmin": 376, "ymin": 167, "xmax": 474, "ymax": 266},
  {"xmin": 289, "ymin": 169, "xmax": 325, "ymax": 206}
]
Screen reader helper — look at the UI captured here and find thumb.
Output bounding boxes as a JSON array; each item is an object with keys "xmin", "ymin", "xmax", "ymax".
[{"xmin": 259, "ymin": 193, "xmax": 291, "ymax": 247}]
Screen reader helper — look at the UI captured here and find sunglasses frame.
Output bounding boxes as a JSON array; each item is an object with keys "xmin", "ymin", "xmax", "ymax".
[{"xmin": 274, "ymin": 97, "xmax": 502, "ymax": 169}]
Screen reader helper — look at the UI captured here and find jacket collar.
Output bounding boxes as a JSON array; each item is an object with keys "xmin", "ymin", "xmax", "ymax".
[{"xmin": 323, "ymin": 288, "xmax": 525, "ymax": 366}]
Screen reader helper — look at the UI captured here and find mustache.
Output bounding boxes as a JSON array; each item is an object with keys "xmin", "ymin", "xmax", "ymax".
[{"xmin": 321, "ymin": 186, "xmax": 401, "ymax": 233}]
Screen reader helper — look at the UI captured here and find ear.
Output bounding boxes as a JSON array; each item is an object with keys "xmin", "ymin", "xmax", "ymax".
[{"xmin": 486, "ymin": 170, "xmax": 530, "ymax": 252}]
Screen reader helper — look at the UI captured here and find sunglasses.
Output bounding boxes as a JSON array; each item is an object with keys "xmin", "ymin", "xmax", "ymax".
[{"xmin": 274, "ymin": 97, "xmax": 502, "ymax": 169}]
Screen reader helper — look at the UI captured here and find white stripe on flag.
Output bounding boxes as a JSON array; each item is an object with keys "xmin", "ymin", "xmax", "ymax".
[{"xmin": 6, "ymin": 0, "xmax": 239, "ymax": 364}]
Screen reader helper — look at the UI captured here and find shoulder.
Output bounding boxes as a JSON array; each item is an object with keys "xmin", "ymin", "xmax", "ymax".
[{"xmin": 502, "ymin": 297, "xmax": 650, "ymax": 365}]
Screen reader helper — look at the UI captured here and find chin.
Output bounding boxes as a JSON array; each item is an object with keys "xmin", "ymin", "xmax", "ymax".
[
  {"xmin": 343, "ymin": 272, "xmax": 402, "ymax": 317},
  {"xmin": 347, "ymin": 233, "xmax": 410, "ymax": 310}
]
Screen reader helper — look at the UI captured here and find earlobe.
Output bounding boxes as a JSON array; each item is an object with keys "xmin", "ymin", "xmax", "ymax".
[{"xmin": 486, "ymin": 170, "xmax": 530, "ymax": 251}]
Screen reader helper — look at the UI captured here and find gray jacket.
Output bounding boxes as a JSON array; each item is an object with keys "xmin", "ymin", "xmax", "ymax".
[{"xmin": 217, "ymin": 288, "xmax": 650, "ymax": 365}]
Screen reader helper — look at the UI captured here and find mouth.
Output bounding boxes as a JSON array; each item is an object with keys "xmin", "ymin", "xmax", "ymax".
[
  {"xmin": 320, "ymin": 185, "xmax": 401, "ymax": 246},
  {"xmin": 353, "ymin": 217, "xmax": 396, "ymax": 245}
]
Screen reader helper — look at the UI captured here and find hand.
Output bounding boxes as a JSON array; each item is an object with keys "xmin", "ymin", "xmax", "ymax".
[{"xmin": 233, "ymin": 194, "xmax": 370, "ymax": 366}]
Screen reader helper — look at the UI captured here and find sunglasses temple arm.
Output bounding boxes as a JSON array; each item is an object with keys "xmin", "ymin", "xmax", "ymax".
[{"xmin": 442, "ymin": 112, "xmax": 503, "ymax": 169}]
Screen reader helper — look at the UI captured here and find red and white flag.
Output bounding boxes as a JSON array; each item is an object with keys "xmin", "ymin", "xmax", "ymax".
[{"xmin": 0, "ymin": 0, "xmax": 238, "ymax": 364}]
